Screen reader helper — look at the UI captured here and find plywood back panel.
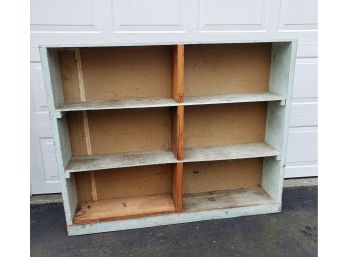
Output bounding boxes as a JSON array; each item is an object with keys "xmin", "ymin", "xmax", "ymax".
[
  {"xmin": 183, "ymin": 159, "xmax": 262, "ymax": 194},
  {"xmin": 67, "ymin": 108, "xmax": 171, "ymax": 156},
  {"xmin": 58, "ymin": 46, "xmax": 172, "ymax": 102},
  {"xmin": 75, "ymin": 164, "xmax": 172, "ymax": 202},
  {"xmin": 185, "ymin": 43, "xmax": 271, "ymax": 97},
  {"xmin": 185, "ymin": 103, "xmax": 267, "ymax": 148}
]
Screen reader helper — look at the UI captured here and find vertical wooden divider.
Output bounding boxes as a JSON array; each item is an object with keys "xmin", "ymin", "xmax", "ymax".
[
  {"xmin": 75, "ymin": 49, "xmax": 98, "ymax": 201},
  {"xmin": 171, "ymin": 44, "xmax": 184, "ymax": 212}
]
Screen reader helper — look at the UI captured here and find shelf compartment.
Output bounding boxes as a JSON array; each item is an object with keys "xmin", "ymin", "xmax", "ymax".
[
  {"xmin": 183, "ymin": 159, "xmax": 274, "ymax": 212},
  {"xmin": 58, "ymin": 46, "xmax": 172, "ymax": 104},
  {"xmin": 184, "ymin": 92, "xmax": 284, "ymax": 106},
  {"xmin": 66, "ymin": 149, "xmax": 177, "ymax": 173},
  {"xmin": 185, "ymin": 43, "xmax": 272, "ymax": 97},
  {"xmin": 56, "ymin": 98, "xmax": 178, "ymax": 112},
  {"xmin": 73, "ymin": 194, "xmax": 176, "ymax": 224},
  {"xmin": 66, "ymin": 108, "xmax": 172, "ymax": 171},
  {"xmin": 183, "ymin": 159, "xmax": 263, "ymax": 194},
  {"xmin": 183, "ymin": 187, "xmax": 275, "ymax": 212},
  {"xmin": 183, "ymin": 143, "xmax": 279, "ymax": 163},
  {"xmin": 73, "ymin": 164, "xmax": 177, "ymax": 223},
  {"xmin": 185, "ymin": 103, "xmax": 268, "ymax": 149}
]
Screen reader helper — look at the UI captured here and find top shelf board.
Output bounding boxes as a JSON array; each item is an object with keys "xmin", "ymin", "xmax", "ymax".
[{"xmin": 56, "ymin": 92, "xmax": 284, "ymax": 113}]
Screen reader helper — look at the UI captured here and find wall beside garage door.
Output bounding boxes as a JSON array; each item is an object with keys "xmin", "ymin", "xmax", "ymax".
[{"xmin": 30, "ymin": 0, "xmax": 318, "ymax": 194}]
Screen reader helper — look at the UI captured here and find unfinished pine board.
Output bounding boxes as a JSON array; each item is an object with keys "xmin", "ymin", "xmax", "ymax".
[
  {"xmin": 183, "ymin": 159, "xmax": 262, "ymax": 194},
  {"xmin": 57, "ymin": 98, "xmax": 178, "ymax": 112},
  {"xmin": 183, "ymin": 143, "xmax": 279, "ymax": 163},
  {"xmin": 185, "ymin": 103, "xmax": 267, "ymax": 148},
  {"xmin": 171, "ymin": 106, "xmax": 184, "ymax": 160},
  {"xmin": 66, "ymin": 149, "xmax": 177, "ymax": 173},
  {"xmin": 171, "ymin": 163, "xmax": 183, "ymax": 212},
  {"xmin": 58, "ymin": 46, "xmax": 172, "ymax": 103},
  {"xmin": 75, "ymin": 164, "xmax": 172, "ymax": 202},
  {"xmin": 67, "ymin": 108, "xmax": 171, "ymax": 155},
  {"xmin": 184, "ymin": 92, "xmax": 284, "ymax": 106},
  {"xmin": 170, "ymin": 45, "xmax": 185, "ymax": 211},
  {"xmin": 170, "ymin": 107, "xmax": 184, "ymax": 211},
  {"xmin": 185, "ymin": 44, "xmax": 271, "ymax": 97},
  {"xmin": 172, "ymin": 44, "xmax": 184, "ymax": 102},
  {"xmin": 183, "ymin": 187, "xmax": 275, "ymax": 212},
  {"xmin": 73, "ymin": 194, "xmax": 176, "ymax": 224}
]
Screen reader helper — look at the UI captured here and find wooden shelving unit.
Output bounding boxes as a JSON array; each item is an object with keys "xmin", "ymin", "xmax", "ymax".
[{"xmin": 40, "ymin": 41, "xmax": 297, "ymax": 235}]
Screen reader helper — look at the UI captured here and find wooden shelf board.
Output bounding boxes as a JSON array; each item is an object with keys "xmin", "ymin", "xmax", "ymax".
[
  {"xmin": 183, "ymin": 187, "xmax": 275, "ymax": 212},
  {"xmin": 73, "ymin": 194, "xmax": 176, "ymax": 224},
  {"xmin": 184, "ymin": 92, "xmax": 284, "ymax": 106},
  {"xmin": 56, "ymin": 98, "xmax": 179, "ymax": 112},
  {"xmin": 66, "ymin": 150, "xmax": 177, "ymax": 173},
  {"xmin": 56, "ymin": 93, "xmax": 284, "ymax": 113},
  {"xmin": 66, "ymin": 143, "xmax": 278, "ymax": 173},
  {"xmin": 183, "ymin": 143, "xmax": 279, "ymax": 163}
]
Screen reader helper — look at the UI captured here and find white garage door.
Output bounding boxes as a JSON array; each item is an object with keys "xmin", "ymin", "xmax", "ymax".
[{"xmin": 30, "ymin": 0, "xmax": 318, "ymax": 194}]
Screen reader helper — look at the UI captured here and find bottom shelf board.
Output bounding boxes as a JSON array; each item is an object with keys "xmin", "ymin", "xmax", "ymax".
[
  {"xmin": 183, "ymin": 187, "xmax": 275, "ymax": 212},
  {"xmin": 73, "ymin": 194, "xmax": 176, "ymax": 224}
]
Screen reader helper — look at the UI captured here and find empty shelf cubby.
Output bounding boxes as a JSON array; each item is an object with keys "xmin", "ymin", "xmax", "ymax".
[
  {"xmin": 183, "ymin": 43, "xmax": 284, "ymax": 106},
  {"xmin": 56, "ymin": 45, "xmax": 177, "ymax": 112},
  {"xmin": 65, "ymin": 108, "xmax": 176, "ymax": 173},
  {"xmin": 183, "ymin": 159, "xmax": 276, "ymax": 212},
  {"xmin": 73, "ymin": 164, "xmax": 177, "ymax": 224},
  {"xmin": 183, "ymin": 103, "xmax": 279, "ymax": 162}
]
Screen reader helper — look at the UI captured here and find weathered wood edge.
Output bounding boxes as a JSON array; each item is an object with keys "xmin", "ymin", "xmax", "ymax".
[
  {"xmin": 39, "ymin": 39, "xmax": 296, "ymax": 49},
  {"xmin": 40, "ymin": 47, "xmax": 77, "ymax": 225}
]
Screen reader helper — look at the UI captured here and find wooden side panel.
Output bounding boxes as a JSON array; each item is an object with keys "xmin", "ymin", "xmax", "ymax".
[
  {"xmin": 183, "ymin": 159, "xmax": 263, "ymax": 194},
  {"xmin": 185, "ymin": 44, "xmax": 271, "ymax": 96},
  {"xmin": 75, "ymin": 164, "xmax": 172, "ymax": 202},
  {"xmin": 172, "ymin": 44, "xmax": 184, "ymax": 102},
  {"xmin": 262, "ymin": 42, "xmax": 297, "ymax": 203},
  {"xmin": 58, "ymin": 46, "xmax": 172, "ymax": 102},
  {"xmin": 185, "ymin": 103, "xmax": 267, "ymax": 148},
  {"xmin": 41, "ymin": 48, "xmax": 77, "ymax": 225}
]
